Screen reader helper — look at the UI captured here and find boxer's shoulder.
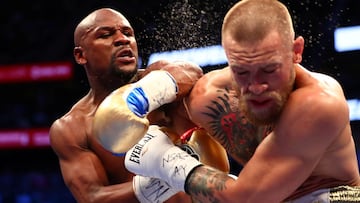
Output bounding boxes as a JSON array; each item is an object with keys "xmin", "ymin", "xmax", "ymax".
[
  {"xmin": 190, "ymin": 67, "xmax": 232, "ymax": 100},
  {"xmin": 188, "ymin": 67, "xmax": 238, "ymax": 117},
  {"xmin": 50, "ymin": 95, "xmax": 96, "ymax": 152}
]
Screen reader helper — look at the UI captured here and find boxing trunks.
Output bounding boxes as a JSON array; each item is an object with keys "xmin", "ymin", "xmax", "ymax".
[{"xmin": 285, "ymin": 185, "xmax": 360, "ymax": 203}]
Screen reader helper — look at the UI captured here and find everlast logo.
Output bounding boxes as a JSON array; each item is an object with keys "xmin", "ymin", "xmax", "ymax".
[{"xmin": 128, "ymin": 133, "xmax": 155, "ymax": 164}]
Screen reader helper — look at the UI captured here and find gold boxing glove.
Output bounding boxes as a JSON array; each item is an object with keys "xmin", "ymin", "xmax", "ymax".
[{"xmin": 93, "ymin": 70, "xmax": 178, "ymax": 155}]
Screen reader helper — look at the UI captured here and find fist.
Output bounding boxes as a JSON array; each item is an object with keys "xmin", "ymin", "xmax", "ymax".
[{"xmin": 143, "ymin": 60, "xmax": 204, "ymax": 100}]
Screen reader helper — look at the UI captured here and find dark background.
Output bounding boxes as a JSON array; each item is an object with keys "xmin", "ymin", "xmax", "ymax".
[{"xmin": 0, "ymin": 0, "xmax": 359, "ymax": 202}]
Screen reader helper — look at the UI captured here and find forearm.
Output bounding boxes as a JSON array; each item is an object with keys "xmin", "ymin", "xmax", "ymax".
[
  {"xmin": 70, "ymin": 181, "xmax": 139, "ymax": 203},
  {"xmin": 94, "ymin": 183, "xmax": 139, "ymax": 203},
  {"xmin": 185, "ymin": 165, "xmax": 235, "ymax": 203}
]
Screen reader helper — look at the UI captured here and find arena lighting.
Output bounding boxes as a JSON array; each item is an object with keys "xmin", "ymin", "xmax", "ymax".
[
  {"xmin": 334, "ymin": 25, "xmax": 360, "ymax": 52},
  {"xmin": 0, "ymin": 128, "xmax": 49, "ymax": 149},
  {"xmin": 0, "ymin": 61, "xmax": 73, "ymax": 83},
  {"xmin": 148, "ymin": 45, "xmax": 228, "ymax": 67},
  {"xmin": 347, "ymin": 99, "xmax": 360, "ymax": 121}
]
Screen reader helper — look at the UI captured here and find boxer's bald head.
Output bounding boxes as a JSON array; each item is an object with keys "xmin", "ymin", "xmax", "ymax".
[{"xmin": 74, "ymin": 8, "xmax": 131, "ymax": 46}]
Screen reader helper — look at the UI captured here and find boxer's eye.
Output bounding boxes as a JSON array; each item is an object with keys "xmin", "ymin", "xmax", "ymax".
[
  {"xmin": 236, "ymin": 70, "xmax": 249, "ymax": 76},
  {"xmin": 122, "ymin": 28, "xmax": 134, "ymax": 37},
  {"xmin": 96, "ymin": 30, "xmax": 114, "ymax": 39},
  {"xmin": 263, "ymin": 64, "xmax": 280, "ymax": 74},
  {"xmin": 100, "ymin": 33, "xmax": 112, "ymax": 38}
]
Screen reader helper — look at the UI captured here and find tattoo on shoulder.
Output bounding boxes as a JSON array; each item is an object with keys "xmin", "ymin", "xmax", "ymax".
[{"xmin": 201, "ymin": 87, "xmax": 259, "ymax": 161}]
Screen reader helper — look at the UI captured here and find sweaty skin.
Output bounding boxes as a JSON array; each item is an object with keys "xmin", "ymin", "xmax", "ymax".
[
  {"xmin": 179, "ymin": 0, "xmax": 360, "ymax": 202},
  {"xmin": 186, "ymin": 64, "xmax": 360, "ymax": 202},
  {"xmin": 50, "ymin": 8, "xmax": 201, "ymax": 203}
]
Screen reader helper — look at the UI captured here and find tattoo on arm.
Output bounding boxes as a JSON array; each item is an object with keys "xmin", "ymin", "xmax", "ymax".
[{"xmin": 186, "ymin": 166, "xmax": 231, "ymax": 202}]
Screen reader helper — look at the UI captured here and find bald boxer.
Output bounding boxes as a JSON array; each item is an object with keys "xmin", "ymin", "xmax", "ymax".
[
  {"xmin": 92, "ymin": 68, "xmax": 231, "ymax": 202},
  {"xmin": 49, "ymin": 8, "xmax": 205, "ymax": 203},
  {"xmin": 124, "ymin": 0, "xmax": 360, "ymax": 202}
]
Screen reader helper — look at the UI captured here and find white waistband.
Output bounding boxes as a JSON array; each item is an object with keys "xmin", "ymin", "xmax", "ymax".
[{"xmin": 284, "ymin": 188, "xmax": 330, "ymax": 203}]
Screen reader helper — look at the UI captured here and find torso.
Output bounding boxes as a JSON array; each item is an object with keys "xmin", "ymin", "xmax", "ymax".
[
  {"xmin": 188, "ymin": 66, "xmax": 360, "ymax": 200},
  {"xmin": 285, "ymin": 66, "xmax": 360, "ymax": 199},
  {"xmin": 62, "ymin": 91, "xmax": 133, "ymax": 184}
]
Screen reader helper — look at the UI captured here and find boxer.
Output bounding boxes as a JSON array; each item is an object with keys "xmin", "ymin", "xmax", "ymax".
[
  {"xmin": 50, "ymin": 7, "xmax": 209, "ymax": 203},
  {"xmin": 92, "ymin": 63, "xmax": 231, "ymax": 203},
  {"xmin": 124, "ymin": 0, "xmax": 360, "ymax": 202}
]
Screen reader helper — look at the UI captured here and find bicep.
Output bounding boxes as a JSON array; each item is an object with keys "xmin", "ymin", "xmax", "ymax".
[
  {"xmin": 57, "ymin": 138, "xmax": 108, "ymax": 183},
  {"xmin": 59, "ymin": 149, "xmax": 109, "ymax": 192},
  {"xmin": 50, "ymin": 122, "xmax": 109, "ymax": 197}
]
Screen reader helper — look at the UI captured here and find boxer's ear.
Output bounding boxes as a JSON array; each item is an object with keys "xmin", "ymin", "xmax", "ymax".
[
  {"xmin": 74, "ymin": 46, "xmax": 87, "ymax": 65},
  {"xmin": 293, "ymin": 36, "xmax": 304, "ymax": 63}
]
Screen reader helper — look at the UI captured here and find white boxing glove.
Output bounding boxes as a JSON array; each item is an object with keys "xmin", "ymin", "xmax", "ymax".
[
  {"xmin": 133, "ymin": 175, "xmax": 178, "ymax": 203},
  {"xmin": 125, "ymin": 125, "xmax": 202, "ymax": 192},
  {"xmin": 124, "ymin": 70, "xmax": 178, "ymax": 117}
]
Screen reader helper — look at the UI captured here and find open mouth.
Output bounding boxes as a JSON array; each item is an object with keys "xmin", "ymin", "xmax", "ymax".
[
  {"xmin": 116, "ymin": 49, "xmax": 136, "ymax": 63},
  {"xmin": 117, "ymin": 49, "xmax": 134, "ymax": 58}
]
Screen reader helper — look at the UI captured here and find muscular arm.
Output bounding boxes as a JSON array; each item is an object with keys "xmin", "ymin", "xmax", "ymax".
[
  {"xmin": 185, "ymin": 73, "xmax": 351, "ymax": 202},
  {"xmin": 50, "ymin": 118, "xmax": 138, "ymax": 203}
]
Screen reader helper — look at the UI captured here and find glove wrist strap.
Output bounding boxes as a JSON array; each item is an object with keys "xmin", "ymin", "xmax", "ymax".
[{"xmin": 133, "ymin": 175, "xmax": 177, "ymax": 203}]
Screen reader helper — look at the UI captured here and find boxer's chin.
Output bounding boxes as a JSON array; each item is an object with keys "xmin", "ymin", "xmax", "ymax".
[
  {"xmin": 243, "ymin": 105, "xmax": 280, "ymax": 126},
  {"xmin": 239, "ymin": 94, "xmax": 286, "ymax": 126},
  {"xmin": 113, "ymin": 65, "xmax": 138, "ymax": 83}
]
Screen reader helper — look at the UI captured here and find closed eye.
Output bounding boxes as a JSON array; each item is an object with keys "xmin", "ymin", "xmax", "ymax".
[
  {"xmin": 122, "ymin": 27, "xmax": 134, "ymax": 37},
  {"xmin": 263, "ymin": 68, "xmax": 276, "ymax": 73},
  {"xmin": 99, "ymin": 32, "xmax": 112, "ymax": 38},
  {"xmin": 96, "ymin": 28, "xmax": 115, "ymax": 39},
  {"xmin": 237, "ymin": 71, "xmax": 249, "ymax": 76},
  {"xmin": 263, "ymin": 64, "xmax": 280, "ymax": 74}
]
